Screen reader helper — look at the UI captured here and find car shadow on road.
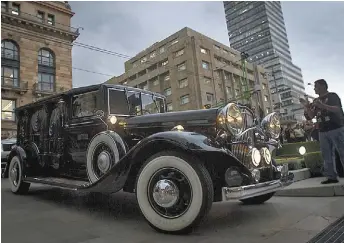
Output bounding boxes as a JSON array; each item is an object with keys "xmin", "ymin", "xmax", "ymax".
[{"xmin": 4, "ymin": 184, "xmax": 277, "ymax": 235}]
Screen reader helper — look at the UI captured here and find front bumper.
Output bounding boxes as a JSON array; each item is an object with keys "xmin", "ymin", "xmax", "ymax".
[{"xmin": 222, "ymin": 165, "xmax": 294, "ymax": 201}]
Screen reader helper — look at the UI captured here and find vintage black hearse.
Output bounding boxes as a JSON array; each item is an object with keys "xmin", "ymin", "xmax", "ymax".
[{"xmin": 6, "ymin": 83, "xmax": 293, "ymax": 234}]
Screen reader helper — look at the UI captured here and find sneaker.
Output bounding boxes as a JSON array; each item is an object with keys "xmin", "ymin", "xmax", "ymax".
[{"xmin": 321, "ymin": 179, "xmax": 339, "ymax": 184}]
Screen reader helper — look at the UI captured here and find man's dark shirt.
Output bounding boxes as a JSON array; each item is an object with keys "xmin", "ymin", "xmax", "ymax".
[{"xmin": 305, "ymin": 92, "xmax": 344, "ymax": 132}]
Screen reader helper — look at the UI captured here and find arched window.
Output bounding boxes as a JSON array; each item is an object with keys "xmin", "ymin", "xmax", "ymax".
[
  {"xmin": 37, "ymin": 48, "xmax": 55, "ymax": 92},
  {"xmin": 1, "ymin": 40, "xmax": 20, "ymax": 88}
]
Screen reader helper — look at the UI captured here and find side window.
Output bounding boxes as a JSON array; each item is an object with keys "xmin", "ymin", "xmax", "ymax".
[
  {"xmin": 72, "ymin": 91, "xmax": 97, "ymax": 118},
  {"xmin": 108, "ymin": 89, "xmax": 130, "ymax": 115}
]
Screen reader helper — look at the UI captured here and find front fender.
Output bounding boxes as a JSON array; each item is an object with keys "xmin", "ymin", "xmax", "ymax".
[{"xmin": 85, "ymin": 131, "xmax": 251, "ymax": 193}]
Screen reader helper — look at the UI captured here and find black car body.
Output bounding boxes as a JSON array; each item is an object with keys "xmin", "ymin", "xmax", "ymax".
[{"xmin": 5, "ymin": 84, "xmax": 293, "ymax": 234}]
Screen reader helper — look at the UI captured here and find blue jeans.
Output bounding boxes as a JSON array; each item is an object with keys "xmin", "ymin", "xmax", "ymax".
[{"xmin": 319, "ymin": 127, "xmax": 344, "ymax": 180}]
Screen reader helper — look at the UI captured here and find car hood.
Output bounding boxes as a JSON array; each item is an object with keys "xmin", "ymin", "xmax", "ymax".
[{"xmin": 124, "ymin": 108, "xmax": 219, "ymax": 129}]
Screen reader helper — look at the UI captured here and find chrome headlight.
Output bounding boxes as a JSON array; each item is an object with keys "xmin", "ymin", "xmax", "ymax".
[
  {"xmin": 251, "ymin": 148, "xmax": 261, "ymax": 167},
  {"xmin": 261, "ymin": 112, "xmax": 281, "ymax": 139},
  {"xmin": 217, "ymin": 103, "xmax": 244, "ymax": 136},
  {"xmin": 261, "ymin": 147, "xmax": 271, "ymax": 164}
]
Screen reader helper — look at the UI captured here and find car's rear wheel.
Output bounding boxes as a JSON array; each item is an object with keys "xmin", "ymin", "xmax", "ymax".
[
  {"xmin": 8, "ymin": 156, "xmax": 30, "ymax": 194},
  {"xmin": 136, "ymin": 151, "xmax": 213, "ymax": 234},
  {"xmin": 240, "ymin": 192, "xmax": 275, "ymax": 205}
]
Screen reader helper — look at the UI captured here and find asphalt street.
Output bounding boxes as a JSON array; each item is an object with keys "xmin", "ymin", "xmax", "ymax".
[{"xmin": 1, "ymin": 179, "xmax": 344, "ymax": 243}]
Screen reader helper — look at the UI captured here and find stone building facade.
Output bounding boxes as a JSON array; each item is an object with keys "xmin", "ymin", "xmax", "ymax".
[
  {"xmin": 107, "ymin": 27, "xmax": 272, "ymax": 115},
  {"xmin": 1, "ymin": 1, "xmax": 79, "ymax": 138}
]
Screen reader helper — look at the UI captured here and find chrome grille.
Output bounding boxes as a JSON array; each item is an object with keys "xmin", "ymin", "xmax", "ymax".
[{"xmin": 231, "ymin": 107, "xmax": 255, "ymax": 167}]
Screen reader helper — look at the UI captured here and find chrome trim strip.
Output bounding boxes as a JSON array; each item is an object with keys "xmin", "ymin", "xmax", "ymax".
[{"xmin": 222, "ymin": 175, "xmax": 294, "ymax": 201}]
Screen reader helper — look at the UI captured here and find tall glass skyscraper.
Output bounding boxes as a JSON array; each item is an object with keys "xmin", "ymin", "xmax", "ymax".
[{"xmin": 224, "ymin": 1, "xmax": 306, "ymax": 121}]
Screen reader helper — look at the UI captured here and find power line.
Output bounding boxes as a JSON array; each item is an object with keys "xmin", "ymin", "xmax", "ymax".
[
  {"xmin": 1, "ymin": 52, "xmax": 115, "ymax": 77},
  {"xmin": 2, "ymin": 51, "xmax": 253, "ymax": 103},
  {"xmin": 3, "ymin": 24, "xmax": 247, "ymax": 73}
]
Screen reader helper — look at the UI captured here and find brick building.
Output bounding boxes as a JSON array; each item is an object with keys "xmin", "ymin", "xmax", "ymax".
[
  {"xmin": 107, "ymin": 27, "xmax": 272, "ymax": 114},
  {"xmin": 1, "ymin": 1, "xmax": 79, "ymax": 138}
]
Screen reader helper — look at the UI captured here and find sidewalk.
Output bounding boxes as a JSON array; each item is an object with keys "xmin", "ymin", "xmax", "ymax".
[{"xmin": 276, "ymin": 177, "xmax": 344, "ymax": 197}]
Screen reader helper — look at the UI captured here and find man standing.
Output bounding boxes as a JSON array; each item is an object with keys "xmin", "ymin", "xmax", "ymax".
[{"xmin": 303, "ymin": 79, "xmax": 344, "ymax": 184}]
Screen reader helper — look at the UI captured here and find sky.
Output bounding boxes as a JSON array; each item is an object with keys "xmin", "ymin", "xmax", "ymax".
[{"xmin": 69, "ymin": 1, "xmax": 344, "ymax": 100}]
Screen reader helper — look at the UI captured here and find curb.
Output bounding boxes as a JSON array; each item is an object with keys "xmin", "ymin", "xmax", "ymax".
[
  {"xmin": 290, "ymin": 168, "xmax": 311, "ymax": 182},
  {"xmin": 275, "ymin": 177, "xmax": 344, "ymax": 197}
]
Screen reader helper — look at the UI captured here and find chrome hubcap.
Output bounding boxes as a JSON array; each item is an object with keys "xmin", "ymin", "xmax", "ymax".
[
  {"xmin": 152, "ymin": 179, "xmax": 179, "ymax": 208},
  {"xmin": 97, "ymin": 151, "xmax": 111, "ymax": 174},
  {"xmin": 9, "ymin": 162, "xmax": 19, "ymax": 186}
]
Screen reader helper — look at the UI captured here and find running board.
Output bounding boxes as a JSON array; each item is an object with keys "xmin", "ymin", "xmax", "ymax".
[{"xmin": 24, "ymin": 177, "xmax": 90, "ymax": 190}]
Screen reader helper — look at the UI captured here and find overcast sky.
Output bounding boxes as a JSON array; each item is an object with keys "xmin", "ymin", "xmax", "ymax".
[{"xmin": 69, "ymin": 1, "xmax": 344, "ymax": 100}]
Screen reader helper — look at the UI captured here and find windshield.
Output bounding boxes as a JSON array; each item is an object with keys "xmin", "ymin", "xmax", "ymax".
[{"xmin": 109, "ymin": 89, "xmax": 165, "ymax": 116}]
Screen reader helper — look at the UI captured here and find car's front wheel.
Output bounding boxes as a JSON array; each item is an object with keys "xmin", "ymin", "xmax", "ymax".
[
  {"xmin": 136, "ymin": 151, "xmax": 213, "ymax": 234},
  {"xmin": 8, "ymin": 156, "xmax": 30, "ymax": 194}
]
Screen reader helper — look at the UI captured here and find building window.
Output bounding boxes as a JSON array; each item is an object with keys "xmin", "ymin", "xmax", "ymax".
[
  {"xmin": 206, "ymin": 93, "xmax": 214, "ymax": 103},
  {"xmin": 1, "ymin": 40, "xmax": 20, "ymax": 87},
  {"xmin": 203, "ymin": 76, "xmax": 211, "ymax": 84},
  {"xmin": 226, "ymin": 86, "xmax": 231, "ymax": 95},
  {"xmin": 150, "ymin": 51, "xmax": 156, "ymax": 58},
  {"xmin": 164, "ymin": 74, "xmax": 170, "ymax": 81},
  {"xmin": 1, "ymin": 99, "xmax": 16, "ymax": 121},
  {"xmin": 264, "ymin": 95, "xmax": 268, "ymax": 102},
  {"xmin": 223, "ymin": 49, "xmax": 229, "ymax": 54},
  {"xmin": 171, "ymin": 39, "xmax": 178, "ymax": 46},
  {"xmin": 200, "ymin": 47, "xmax": 208, "ymax": 55},
  {"xmin": 11, "ymin": 3, "xmax": 19, "ymax": 15},
  {"xmin": 1, "ymin": 66, "xmax": 19, "ymax": 87},
  {"xmin": 38, "ymin": 49, "xmax": 54, "ymax": 67},
  {"xmin": 202, "ymin": 61, "xmax": 209, "ymax": 70},
  {"xmin": 38, "ymin": 73, "xmax": 54, "ymax": 92},
  {"xmin": 164, "ymin": 87, "xmax": 172, "ymax": 96},
  {"xmin": 167, "ymin": 103, "xmax": 173, "ymax": 112},
  {"xmin": 175, "ymin": 49, "xmax": 184, "ymax": 57},
  {"xmin": 160, "ymin": 46, "xmax": 165, "ymax": 54},
  {"xmin": 161, "ymin": 59, "xmax": 168, "ymax": 66},
  {"xmin": 177, "ymin": 62, "xmax": 186, "ymax": 71},
  {"xmin": 180, "ymin": 95, "xmax": 189, "ymax": 105},
  {"xmin": 38, "ymin": 48, "xmax": 55, "ymax": 92},
  {"xmin": 2, "ymin": 1, "xmax": 8, "ymax": 12},
  {"xmin": 1, "ymin": 40, "xmax": 19, "ymax": 60},
  {"xmin": 47, "ymin": 14, "xmax": 55, "ymax": 25},
  {"xmin": 140, "ymin": 82, "xmax": 148, "ymax": 90},
  {"xmin": 179, "ymin": 78, "xmax": 188, "ymax": 88},
  {"xmin": 37, "ymin": 11, "xmax": 44, "ymax": 23},
  {"xmin": 263, "ymin": 83, "xmax": 267, "ymax": 90},
  {"xmin": 152, "ymin": 78, "xmax": 159, "ymax": 86},
  {"xmin": 214, "ymin": 45, "xmax": 220, "ymax": 50},
  {"xmin": 140, "ymin": 57, "xmax": 147, "ymax": 63}
]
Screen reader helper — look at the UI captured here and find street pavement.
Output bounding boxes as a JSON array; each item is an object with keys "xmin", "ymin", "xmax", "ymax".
[{"xmin": 1, "ymin": 179, "xmax": 344, "ymax": 243}]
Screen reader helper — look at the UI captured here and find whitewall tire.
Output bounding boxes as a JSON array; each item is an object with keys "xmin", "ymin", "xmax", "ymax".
[
  {"xmin": 136, "ymin": 151, "xmax": 213, "ymax": 234},
  {"xmin": 86, "ymin": 132, "xmax": 120, "ymax": 183},
  {"xmin": 8, "ymin": 156, "xmax": 30, "ymax": 194}
]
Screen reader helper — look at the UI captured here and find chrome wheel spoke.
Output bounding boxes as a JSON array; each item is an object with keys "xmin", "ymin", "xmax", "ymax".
[{"xmin": 148, "ymin": 167, "xmax": 192, "ymax": 219}]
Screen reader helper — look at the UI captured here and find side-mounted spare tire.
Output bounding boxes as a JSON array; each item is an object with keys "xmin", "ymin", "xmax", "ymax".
[{"xmin": 135, "ymin": 151, "xmax": 214, "ymax": 234}]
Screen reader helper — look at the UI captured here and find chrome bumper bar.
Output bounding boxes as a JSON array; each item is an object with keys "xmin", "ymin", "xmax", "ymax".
[{"xmin": 222, "ymin": 173, "xmax": 294, "ymax": 201}]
